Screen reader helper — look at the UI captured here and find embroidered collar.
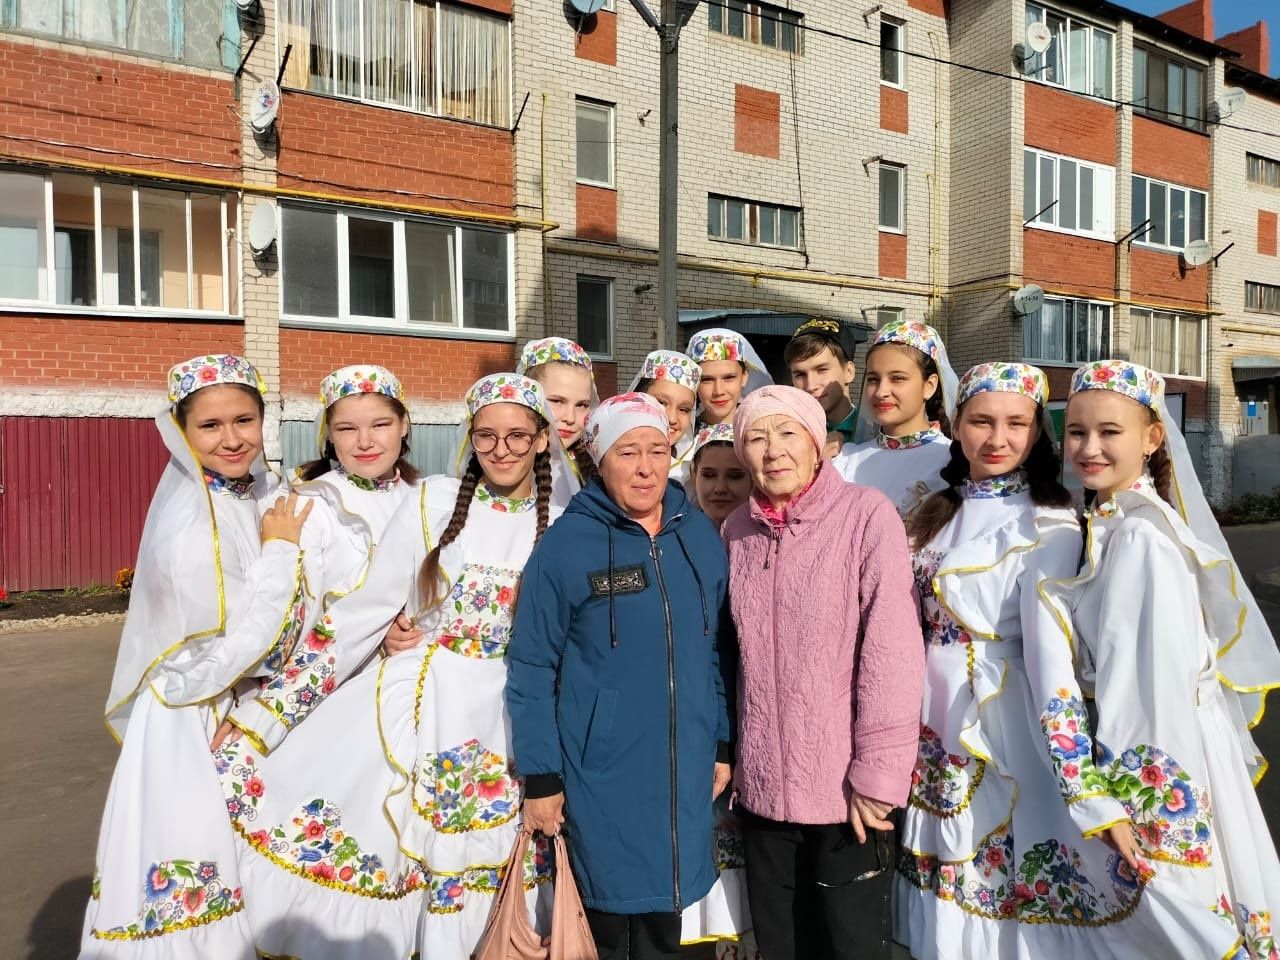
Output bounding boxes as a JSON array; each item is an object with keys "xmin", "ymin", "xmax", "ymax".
[
  {"xmin": 963, "ymin": 469, "xmax": 1028, "ymax": 500},
  {"xmin": 336, "ymin": 463, "xmax": 399, "ymax": 493},
  {"xmin": 878, "ymin": 423, "xmax": 944, "ymax": 450},
  {"xmin": 475, "ymin": 482, "xmax": 535, "ymax": 514},
  {"xmin": 1094, "ymin": 473, "xmax": 1154, "ymax": 518},
  {"xmin": 203, "ymin": 468, "xmax": 255, "ymax": 500}
]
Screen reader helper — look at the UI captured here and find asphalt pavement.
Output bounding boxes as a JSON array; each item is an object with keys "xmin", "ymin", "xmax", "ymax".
[{"xmin": 3, "ymin": 523, "xmax": 1278, "ymax": 960}]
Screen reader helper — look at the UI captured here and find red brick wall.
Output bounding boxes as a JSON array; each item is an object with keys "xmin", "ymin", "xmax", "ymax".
[
  {"xmin": 734, "ymin": 85, "xmax": 780, "ymax": 159},
  {"xmin": 458, "ymin": 0, "xmax": 512, "ymax": 14},
  {"xmin": 1132, "ymin": 116, "xmax": 1210, "ymax": 189},
  {"xmin": 1260, "ymin": 210, "xmax": 1278, "ymax": 257},
  {"xmin": 879, "ymin": 232, "xmax": 907, "ymax": 279},
  {"xmin": 0, "ymin": 39, "xmax": 239, "ymax": 181},
  {"xmin": 907, "ymin": 0, "xmax": 946, "ymax": 16},
  {"xmin": 880, "ymin": 85, "xmax": 908, "ymax": 134},
  {"xmin": 1130, "ymin": 247, "xmax": 1208, "ymax": 309},
  {"xmin": 1217, "ymin": 22, "xmax": 1270, "ymax": 75},
  {"xmin": 280, "ymin": 329, "xmax": 515, "ymax": 400},
  {"xmin": 277, "ymin": 94, "xmax": 514, "ymax": 214},
  {"xmin": 576, "ymin": 183, "xmax": 618, "ymax": 242},
  {"xmin": 1156, "ymin": 0, "xmax": 1213, "ymax": 42},
  {"xmin": 0, "ymin": 315, "xmax": 243, "ymax": 388},
  {"xmin": 593, "ymin": 361, "xmax": 618, "ymax": 397},
  {"xmin": 1043, "ymin": 366, "xmax": 1075, "ymax": 402},
  {"xmin": 1165, "ymin": 377, "xmax": 1207, "ymax": 420},
  {"xmin": 1022, "ymin": 230, "xmax": 1113, "ymax": 299},
  {"xmin": 576, "ymin": 11, "xmax": 617, "ymax": 66},
  {"xmin": 1024, "ymin": 84, "xmax": 1115, "ymax": 165}
]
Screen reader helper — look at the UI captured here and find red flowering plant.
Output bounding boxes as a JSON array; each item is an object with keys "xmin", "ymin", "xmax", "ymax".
[
  {"xmin": 0, "ymin": 586, "xmax": 9, "ymax": 608},
  {"xmin": 114, "ymin": 567, "xmax": 135, "ymax": 592}
]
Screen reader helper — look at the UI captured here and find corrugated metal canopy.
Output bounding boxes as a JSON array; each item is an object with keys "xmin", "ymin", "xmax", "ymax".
[
  {"xmin": 1232, "ymin": 357, "xmax": 1280, "ymax": 382},
  {"xmin": 678, "ymin": 309, "xmax": 873, "ymax": 342}
]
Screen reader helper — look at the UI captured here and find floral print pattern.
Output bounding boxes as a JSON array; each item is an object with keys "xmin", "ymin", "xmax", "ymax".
[
  {"xmin": 319, "ymin": 365, "xmax": 404, "ymax": 407},
  {"xmin": 474, "ymin": 482, "xmax": 535, "ymax": 514},
  {"xmin": 964, "ymin": 469, "xmax": 1029, "ymax": 500},
  {"xmin": 873, "ymin": 319, "xmax": 946, "ymax": 365},
  {"xmin": 260, "ymin": 594, "xmax": 308, "ymax": 677},
  {"xmin": 1101, "ymin": 742, "xmax": 1213, "ymax": 867},
  {"xmin": 427, "ymin": 833, "xmax": 553, "ymax": 914},
  {"xmin": 466, "ymin": 374, "xmax": 546, "ymax": 418},
  {"xmin": 1040, "ymin": 692, "xmax": 1111, "ymax": 803},
  {"xmin": 637, "ymin": 350, "xmax": 702, "ymax": 389},
  {"xmin": 336, "ymin": 463, "xmax": 400, "ymax": 493},
  {"xmin": 692, "ymin": 422, "xmax": 736, "ymax": 459},
  {"xmin": 1212, "ymin": 895, "xmax": 1280, "ymax": 960},
  {"xmin": 584, "ymin": 393, "xmax": 669, "ymax": 466},
  {"xmin": 93, "ymin": 860, "xmax": 243, "ymax": 940},
  {"xmin": 517, "ymin": 337, "xmax": 594, "ymax": 375},
  {"xmin": 1093, "ymin": 473, "xmax": 1155, "ymax": 519},
  {"xmin": 413, "ymin": 738, "xmax": 519, "ymax": 833},
  {"xmin": 203, "ymin": 469, "xmax": 255, "ymax": 500},
  {"xmin": 913, "ymin": 548, "xmax": 974, "ymax": 647},
  {"xmin": 910, "ymin": 724, "xmax": 985, "ymax": 816},
  {"xmin": 1070, "ymin": 360, "xmax": 1163, "ymax": 412},
  {"xmin": 687, "ymin": 331, "xmax": 744, "ymax": 364},
  {"xmin": 167, "ymin": 354, "xmax": 264, "ymax": 404},
  {"xmin": 257, "ymin": 610, "xmax": 336, "ymax": 728},
  {"xmin": 438, "ymin": 563, "xmax": 522, "ymax": 658},
  {"xmin": 878, "ymin": 423, "xmax": 944, "ymax": 450},
  {"xmin": 956, "ymin": 362, "xmax": 1048, "ymax": 407}
]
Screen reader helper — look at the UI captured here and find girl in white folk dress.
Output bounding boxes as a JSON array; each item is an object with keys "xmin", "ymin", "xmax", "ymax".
[
  {"xmin": 894, "ymin": 362, "xmax": 1236, "ymax": 960},
  {"xmin": 834, "ymin": 319, "xmax": 957, "ymax": 517},
  {"xmin": 82, "ymin": 354, "xmax": 313, "ymax": 959},
  {"xmin": 217, "ymin": 373, "xmax": 565, "ymax": 960},
  {"xmin": 1043, "ymin": 359, "xmax": 1280, "ymax": 958},
  {"xmin": 630, "ymin": 349, "xmax": 702, "ymax": 486}
]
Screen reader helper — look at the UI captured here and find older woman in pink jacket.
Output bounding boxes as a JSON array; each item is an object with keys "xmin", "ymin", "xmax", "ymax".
[{"xmin": 722, "ymin": 385, "xmax": 925, "ymax": 960}]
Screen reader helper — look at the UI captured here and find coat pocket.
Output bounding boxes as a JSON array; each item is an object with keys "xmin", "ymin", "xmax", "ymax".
[{"xmin": 581, "ymin": 688, "xmax": 618, "ymax": 772}]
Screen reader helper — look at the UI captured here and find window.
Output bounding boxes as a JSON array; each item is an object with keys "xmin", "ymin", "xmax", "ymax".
[
  {"xmin": 1024, "ymin": 3, "xmax": 1113, "ymax": 99},
  {"xmin": 1246, "ymin": 281, "xmax": 1280, "ymax": 315},
  {"xmin": 880, "ymin": 17, "xmax": 903, "ymax": 86},
  {"xmin": 1131, "ymin": 175, "xmax": 1207, "ymax": 252},
  {"xmin": 278, "ymin": 0, "xmax": 510, "ymax": 126},
  {"xmin": 576, "ymin": 100, "xmax": 614, "ymax": 187},
  {"xmin": 576, "ymin": 276, "xmax": 612, "ymax": 357},
  {"xmin": 878, "ymin": 164, "xmax": 904, "ymax": 233},
  {"xmin": 280, "ymin": 203, "xmax": 511, "ymax": 332},
  {"xmin": 707, "ymin": 195, "xmax": 801, "ymax": 249},
  {"xmin": 1022, "ymin": 297, "xmax": 1111, "ymax": 364},
  {"xmin": 1248, "ymin": 153, "xmax": 1280, "ymax": 189},
  {"xmin": 708, "ymin": 1, "xmax": 802, "ymax": 54},
  {"xmin": 3, "ymin": 0, "xmax": 239, "ymax": 68},
  {"xmin": 1023, "ymin": 148, "xmax": 1116, "ymax": 239},
  {"xmin": 876, "ymin": 307, "xmax": 904, "ymax": 326},
  {"xmin": 1133, "ymin": 46, "xmax": 1204, "ymax": 131},
  {"xmin": 0, "ymin": 170, "xmax": 237, "ymax": 313},
  {"xmin": 1131, "ymin": 309, "xmax": 1203, "ymax": 377}
]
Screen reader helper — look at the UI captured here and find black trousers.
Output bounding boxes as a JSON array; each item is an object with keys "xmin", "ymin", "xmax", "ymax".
[
  {"xmin": 585, "ymin": 908, "xmax": 683, "ymax": 960},
  {"xmin": 739, "ymin": 809, "xmax": 895, "ymax": 960}
]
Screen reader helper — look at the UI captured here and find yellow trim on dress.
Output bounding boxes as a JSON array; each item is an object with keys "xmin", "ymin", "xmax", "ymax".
[{"xmin": 90, "ymin": 900, "xmax": 246, "ymax": 941}]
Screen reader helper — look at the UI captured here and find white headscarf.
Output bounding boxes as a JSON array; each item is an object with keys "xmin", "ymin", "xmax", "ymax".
[
  {"xmin": 685, "ymin": 327, "xmax": 774, "ymax": 398},
  {"xmin": 105, "ymin": 355, "xmax": 272, "ymax": 740},
  {"xmin": 583, "ymin": 392, "xmax": 670, "ymax": 465}
]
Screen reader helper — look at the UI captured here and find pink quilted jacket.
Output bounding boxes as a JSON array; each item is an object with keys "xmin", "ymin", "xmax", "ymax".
[{"xmin": 722, "ymin": 464, "xmax": 925, "ymax": 823}]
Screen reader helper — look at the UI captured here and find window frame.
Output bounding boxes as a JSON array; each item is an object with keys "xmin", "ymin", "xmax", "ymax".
[
  {"xmin": 707, "ymin": 1, "xmax": 803, "ymax": 55},
  {"xmin": 1024, "ymin": 2, "xmax": 1115, "ymax": 100},
  {"xmin": 1020, "ymin": 295, "xmax": 1113, "ymax": 366},
  {"xmin": 707, "ymin": 194, "xmax": 803, "ymax": 250},
  {"xmin": 878, "ymin": 163, "xmax": 905, "ymax": 234},
  {"xmin": 575, "ymin": 98, "xmax": 616, "ymax": 189},
  {"xmin": 1130, "ymin": 307, "xmax": 1205, "ymax": 379},
  {"xmin": 880, "ymin": 16, "xmax": 905, "ymax": 88},
  {"xmin": 1023, "ymin": 147, "xmax": 1115, "ymax": 241},
  {"xmin": 1245, "ymin": 281, "xmax": 1280, "ymax": 315},
  {"xmin": 278, "ymin": 202, "xmax": 515, "ymax": 337},
  {"xmin": 1247, "ymin": 153, "xmax": 1280, "ymax": 189},
  {"xmin": 575, "ymin": 274, "xmax": 614, "ymax": 359},
  {"xmin": 0, "ymin": 170, "xmax": 237, "ymax": 317},
  {"xmin": 1130, "ymin": 174, "xmax": 1208, "ymax": 254},
  {"xmin": 1132, "ymin": 44, "xmax": 1205, "ymax": 132}
]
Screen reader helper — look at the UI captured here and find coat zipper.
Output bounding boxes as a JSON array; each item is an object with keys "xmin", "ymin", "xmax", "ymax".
[
  {"xmin": 650, "ymin": 534, "xmax": 682, "ymax": 912},
  {"xmin": 767, "ymin": 524, "xmax": 786, "ymax": 813}
]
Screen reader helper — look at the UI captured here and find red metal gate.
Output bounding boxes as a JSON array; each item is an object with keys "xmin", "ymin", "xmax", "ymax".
[{"xmin": 0, "ymin": 417, "xmax": 168, "ymax": 591}]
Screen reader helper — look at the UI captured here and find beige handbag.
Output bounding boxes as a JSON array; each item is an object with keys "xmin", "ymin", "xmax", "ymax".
[{"xmin": 471, "ymin": 830, "xmax": 599, "ymax": 960}]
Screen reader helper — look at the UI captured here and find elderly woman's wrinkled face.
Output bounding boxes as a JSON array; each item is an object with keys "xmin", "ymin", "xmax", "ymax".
[
  {"xmin": 600, "ymin": 426, "xmax": 670, "ymax": 519},
  {"xmin": 739, "ymin": 414, "xmax": 818, "ymax": 504}
]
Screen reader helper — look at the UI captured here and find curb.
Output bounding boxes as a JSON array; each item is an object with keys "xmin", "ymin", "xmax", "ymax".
[
  {"xmin": 1256, "ymin": 568, "xmax": 1280, "ymax": 607},
  {"xmin": 0, "ymin": 611, "xmax": 126, "ymax": 635}
]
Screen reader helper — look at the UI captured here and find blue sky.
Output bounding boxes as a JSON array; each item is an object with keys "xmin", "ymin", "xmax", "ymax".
[{"xmin": 1122, "ymin": 0, "xmax": 1275, "ymax": 71}]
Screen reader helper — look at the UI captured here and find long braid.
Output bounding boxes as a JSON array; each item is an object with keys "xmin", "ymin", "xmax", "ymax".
[
  {"xmin": 418, "ymin": 455, "xmax": 482, "ymax": 609},
  {"xmin": 533, "ymin": 449, "xmax": 552, "ymax": 542},
  {"xmin": 1148, "ymin": 441, "xmax": 1175, "ymax": 508},
  {"xmin": 571, "ymin": 440, "xmax": 598, "ymax": 485},
  {"xmin": 905, "ymin": 439, "xmax": 968, "ymax": 550}
]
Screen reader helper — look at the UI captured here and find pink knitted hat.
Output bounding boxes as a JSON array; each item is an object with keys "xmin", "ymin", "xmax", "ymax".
[{"xmin": 733, "ymin": 385, "xmax": 827, "ymax": 457}]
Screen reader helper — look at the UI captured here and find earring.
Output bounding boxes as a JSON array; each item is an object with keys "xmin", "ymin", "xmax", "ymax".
[{"xmin": 1143, "ymin": 452, "xmax": 1151, "ymax": 464}]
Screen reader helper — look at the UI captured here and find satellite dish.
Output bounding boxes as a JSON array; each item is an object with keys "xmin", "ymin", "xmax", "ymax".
[
  {"xmin": 568, "ymin": 0, "xmax": 607, "ymax": 14},
  {"xmin": 250, "ymin": 79, "xmax": 280, "ymax": 134},
  {"xmin": 1183, "ymin": 239, "xmax": 1213, "ymax": 268},
  {"xmin": 248, "ymin": 201, "xmax": 277, "ymax": 254},
  {"xmin": 1025, "ymin": 21, "xmax": 1053, "ymax": 55},
  {"xmin": 233, "ymin": 0, "xmax": 257, "ymax": 10},
  {"xmin": 1220, "ymin": 86, "xmax": 1246, "ymax": 117},
  {"xmin": 1012, "ymin": 284, "xmax": 1046, "ymax": 317}
]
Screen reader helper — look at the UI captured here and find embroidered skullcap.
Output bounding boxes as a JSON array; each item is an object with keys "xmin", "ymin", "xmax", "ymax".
[
  {"xmin": 793, "ymin": 318, "xmax": 842, "ymax": 338},
  {"xmin": 168, "ymin": 354, "xmax": 266, "ymax": 405},
  {"xmin": 517, "ymin": 337, "xmax": 594, "ymax": 375},
  {"xmin": 687, "ymin": 330, "xmax": 746, "ymax": 364},
  {"xmin": 691, "ymin": 422, "xmax": 737, "ymax": 460},
  {"xmin": 319, "ymin": 365, "xmax": 404, "ymax": 409},
  {"xmin": 957, "ymin": 362, "xmax": 1049, "ymax": 407},
  {"xmin": 637, "ymin": 350, "xmax": 701, "ymax": 391},
  {"xmin": 873, "ymin": 320, "xmax": 945, "ymax": 364},
  {"xmin": 1069, "ymin": 360, "xmax": 1164, "ymax": 412},
  {"xmin": 464, "ymin": 373, "xmax": 547, "ymax": 418},
  {"xmin": 584, "ymin": 393, "xmax": 670, "ymax": 465},
  {"xmin": 733, "ymin": 385, "xmax": 827, "ymax": 457}
]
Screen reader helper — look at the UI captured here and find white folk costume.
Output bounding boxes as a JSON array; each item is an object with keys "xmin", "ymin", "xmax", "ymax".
[
  {"xmin": 516, "ymin": 336, "xmax": 596, "ymax": 503},
  {"xmin": 83, "ymin": 355, "xmax": 306, "ymax": 959},
  {"xmin": 836, "ymin": 320, "xmax": 957, "ymax": 516},
  {"xmin": 894, "ymin": 362, "xmax": 1234, "ymax": 960},
  {"xmin": 220, "ymin": 373, "xmax": 562, "ymax": 960},
  {"xmin": 1039, "ymin": 360, "xmax": 1280, "ymax": 958},
  {"xmin": 628, "ymin": 349, "xmax": 702, "ymax": 486}
]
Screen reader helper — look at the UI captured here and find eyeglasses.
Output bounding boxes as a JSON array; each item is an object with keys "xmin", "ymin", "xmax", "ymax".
[{"xmin": 470, "ymin": 429, "xmax": 536, "ymax": 455}]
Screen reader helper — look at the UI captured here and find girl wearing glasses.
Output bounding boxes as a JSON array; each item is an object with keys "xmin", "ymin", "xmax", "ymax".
[{"xmin": 218, "ymin": 374, "xmax": 568, "ymax": 960}]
